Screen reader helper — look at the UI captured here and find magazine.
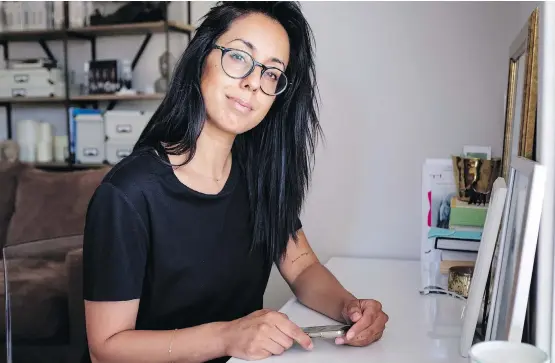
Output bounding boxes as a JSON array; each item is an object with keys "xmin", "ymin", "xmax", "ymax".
[{"xmin": 421, "ymin": 158, "xmax": 458, "ymax": 290}]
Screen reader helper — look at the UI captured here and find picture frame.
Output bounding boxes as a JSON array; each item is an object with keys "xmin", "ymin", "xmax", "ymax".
[
  {"xmin": 459, "ymin": 177, "xmax": 507, "ymax": 357},
  {"xmin": 535, "ymin": 2, "xmax": 555, "ymax": 354},
  {"xmin": 501, "ymin": 7, "xmax": 539, "ymax": 180},
  {"xmin": 485, "ymin": 156, "xmax": 546, "ymax": 342}
]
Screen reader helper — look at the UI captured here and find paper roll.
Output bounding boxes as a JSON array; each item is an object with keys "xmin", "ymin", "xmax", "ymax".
[
  {"xmin": 36, "ymin": 141, "xmax": 53, "ymax": 163},
  {"xmin": 16, "ymin": 120, "xmax": 39, "ymax": 146},
  {"xmin": 19, "ymin": 143, "xmax": 36, "ymax": 163},
  {"xmin": 38, "ymin": 122, "xmax": 53, "ymax": 143},
  {"xmin": 53, "ymin": 136, "xmax": 68, "ymax": 162}
]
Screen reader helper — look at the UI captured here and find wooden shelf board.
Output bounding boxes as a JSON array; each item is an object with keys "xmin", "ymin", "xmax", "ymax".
[
  {"xmin": 69, "ymin": 21, "xmax": 195, "ymax": 37},
  {"xmin": 0, "ymin": 94, "xmax": 164, "ymax": 104},
  {"xmin": 32, "ymin": 162, "xmax": 109, "ymax": 170},
  {"xmin": 0, "ymin": 96, "xmax": 66, "ymax": 104},
  {"xmin": 0, "ymin": 28, "xmax": 66, "ymax": 42},
  {"xmin": 0, "ymin": 21, "xmax": 195, "ymax": 42},
  {"xmin": 69, "ymin": 163, "xmax": 109, "ymax": 169},
  {"xmin": 71, "ymin": 93, "xmax": 165, "ymax": 101}
]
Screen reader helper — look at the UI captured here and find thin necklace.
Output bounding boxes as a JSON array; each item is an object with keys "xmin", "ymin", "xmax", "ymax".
[
  {"xmin": 190, "ymin": 170, "xmax": 223, "ymax": 182},
  {"xmin": 186, "ymin": 154, "xmax": 231, "ymax": 182}
]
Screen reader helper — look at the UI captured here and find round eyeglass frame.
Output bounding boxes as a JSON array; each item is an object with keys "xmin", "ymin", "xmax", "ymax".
[{"xmin": 213, "ymin": 45, "xmax": 288, "ymax": 96}]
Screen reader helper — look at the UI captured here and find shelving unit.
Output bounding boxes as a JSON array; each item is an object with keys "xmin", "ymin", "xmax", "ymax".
[{"xmin": 0, "ymin": 1, "xmax": 194, "ymax": 170}]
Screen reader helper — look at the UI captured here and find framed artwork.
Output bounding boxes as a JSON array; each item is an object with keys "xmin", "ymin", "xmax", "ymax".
[
  {"xmin": 459, "ymin": 177, "xmax": 507, "ymax": 357},
  {"xmin": 486, "ymin": 156, "xmax": 546, "ymax": 342},
  {"xmin": 479, "ymin": 6, "xmax": 540, "ymax": 346},
  {"xmin": 501, "ymin": 7, "xmax": 538, "ymax": 180}
]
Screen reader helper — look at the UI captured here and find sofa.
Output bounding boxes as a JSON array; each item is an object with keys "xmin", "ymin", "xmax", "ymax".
[{"xmin": 0, "ymin": 160, "xmax": 110, "ymax": 363}]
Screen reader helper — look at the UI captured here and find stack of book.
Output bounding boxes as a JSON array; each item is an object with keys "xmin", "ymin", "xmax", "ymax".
[
  {"xmin": 421, "ymin": 154, "xmax": 492, "ymax": 290},
  {"xmin": 431, "ymin": 196, "xmax": 488, "ymax": 273}
]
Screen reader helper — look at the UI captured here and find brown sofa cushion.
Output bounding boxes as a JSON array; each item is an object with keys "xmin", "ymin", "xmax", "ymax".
[
  {"xmin": 6, "ymin": 167, "xmax": 110, "ymax": 246},
  {"xmin": 0, "ymin": 161, "xmax": 27, "ymax": 249}
]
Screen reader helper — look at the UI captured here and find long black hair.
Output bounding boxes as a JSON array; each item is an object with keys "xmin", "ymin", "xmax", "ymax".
[{"xmin": 135, "ymin": 1, "xmax": 322, "ymax": 263}]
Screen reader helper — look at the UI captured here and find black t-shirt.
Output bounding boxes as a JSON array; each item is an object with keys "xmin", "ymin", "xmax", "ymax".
[{"xmin": 82, "ymin": 147, "xmax": 299, "ymax": 363}]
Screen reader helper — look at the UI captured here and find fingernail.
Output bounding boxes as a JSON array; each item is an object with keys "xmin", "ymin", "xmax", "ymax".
[
  {"xmin": 308, "ymin": 343, "xmax": 314, "ymax": 350},
  {"xmin": 346, "ymin": 331, "xmax": 355, "ymax": 340},
  {"xmin": 352, "ymin": 312, "xmax": 361, "ymax": 321},
  {"xmin": 335, "ymin": 338, "xmax": 344, "ymax": 345}
]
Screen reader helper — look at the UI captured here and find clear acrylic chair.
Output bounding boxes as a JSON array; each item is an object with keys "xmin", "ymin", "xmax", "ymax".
[{"xmin": 2, "ymin": 235, "xmax": 83, "ymax": 363}]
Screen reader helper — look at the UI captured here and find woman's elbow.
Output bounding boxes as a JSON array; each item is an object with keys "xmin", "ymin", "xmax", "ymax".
[{"xmin": 87, "ymin": 340, "xmax": 115, "ymax": 363}]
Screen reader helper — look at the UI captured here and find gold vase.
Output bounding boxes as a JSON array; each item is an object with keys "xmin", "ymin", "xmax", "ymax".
[{"xmin": 451, "ymin": 156, "xmax": 502, "ymax": 205}]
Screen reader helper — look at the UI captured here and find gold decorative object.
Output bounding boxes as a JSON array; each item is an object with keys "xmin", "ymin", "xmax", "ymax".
[
  {"xmin": 501, "ymin": 7, "xmax": 538, "ymax": 180},
  {"xmin": 448, "ymin": 266, "xmax": 474, "ymax": 298},
  {"xmin": 452, "ymin": 156, "xmax": 502, "ymax": 205}
]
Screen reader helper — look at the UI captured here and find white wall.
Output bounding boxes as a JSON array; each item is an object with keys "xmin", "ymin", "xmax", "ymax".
[
  {"xmin": 264, "ymin": 1, "xmax": 529, "ymax": 309},
  {"xmin": 0, "ymin": 2, "xmax": 534, "ymax": 310}
]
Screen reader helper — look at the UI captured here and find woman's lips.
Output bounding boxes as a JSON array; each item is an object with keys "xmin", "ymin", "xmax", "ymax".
[{"xmin": 227, "ymin": 95, "xmax": 253, "ymax": 113}]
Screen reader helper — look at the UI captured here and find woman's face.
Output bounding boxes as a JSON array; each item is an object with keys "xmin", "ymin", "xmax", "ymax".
[{"xmin": 201, "ymin": 13, "xmax": 290, "ymax": 136}]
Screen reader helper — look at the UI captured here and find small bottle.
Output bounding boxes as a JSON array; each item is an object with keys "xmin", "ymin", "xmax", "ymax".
[
  {"xmin": 121, "ymin": 59, "xmax": 132, "ymax": 90},
  {"xmin": 82, "ymin": 61, "xmax": 89, "ymax": 95}
]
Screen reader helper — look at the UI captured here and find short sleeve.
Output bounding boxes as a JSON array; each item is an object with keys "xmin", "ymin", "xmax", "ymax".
[{"xmin": 83, "ymin": 182, "xmax": 148, "ymax": 301}]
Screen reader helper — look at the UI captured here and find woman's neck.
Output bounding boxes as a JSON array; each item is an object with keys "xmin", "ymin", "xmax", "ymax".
[{"xmin": 171, "ymin": 121, "xmax": 235, "ymax": 180}]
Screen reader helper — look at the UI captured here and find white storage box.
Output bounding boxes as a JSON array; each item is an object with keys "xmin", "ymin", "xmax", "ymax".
[
  {"xmin": 0, "ymin": 85, "xmax": 63, "ymax": 98},
  {"xmin": 104, "ymin": 110, "xmax": 153, "ymax": 143},
  {"xmin": 75, "ymin": 114, "xmax": 105, "ymax": 164},
  {"xmin": 106, "ymin": 140, "xmax": 134, "ymax": 165},
  {"xmin": 0, "ymin": 67, "xmax": 64, "ymax": 87},
  {"xmin": 0, "ymin": 67, "xmax": 65, "ymax": 98}
]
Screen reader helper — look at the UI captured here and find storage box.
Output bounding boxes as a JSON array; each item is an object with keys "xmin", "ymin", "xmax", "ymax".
[
  {"xmin": 0, "ymin": 67, "xmax": 65, "ymax": 98},
  {"xmin": 106, "ymin": 140, "xmax": 133, "ymax": 165},
  {"xmin": 75, "ymin": 114, "xmax": 105, "ymax": 164},
  {"xmin": 0, "ymin": 67, "xmax": 64, "ymax": 87},
  {"xmin": 0, "ymin": 85, "xmax": 63, "ymax": 98},
  {"xmin": 104, "ymin": 110, "xmax": 152, "ymax": 143}
]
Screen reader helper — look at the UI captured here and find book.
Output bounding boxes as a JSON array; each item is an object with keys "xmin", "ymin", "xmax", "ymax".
[
  {"xmin": 435, "ymin": 237, "xmax": 480, "ymax": 252},
  {"xmin": 449, "ymin": 197, "xmax": 488, "ymax": 227},
  {"xmin": 428, "ymin": 226, "xmax": 482, "ymax": 241},
  {"xmin": 421, "ymin": 158, "xmax": 457, "ymax": 290}
]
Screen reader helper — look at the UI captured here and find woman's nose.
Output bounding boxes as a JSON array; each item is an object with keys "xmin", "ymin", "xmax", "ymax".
[{"xmin": 240, "ymin": 65, "xmax": 263, "ymax": 92}]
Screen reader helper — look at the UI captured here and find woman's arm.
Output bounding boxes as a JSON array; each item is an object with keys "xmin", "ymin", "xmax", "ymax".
[
  {"xmin": 85, "ymin": 300, "xmax": 228, "ymax": 363},
  {"xmin": 278, "ymin": 229, "xmax": 388, "ymax": 346},
  {"xmin": 277, "ymin": 229, "xmax": 356, "ymax": 322},
  {"xmin": 85, "ymin": 299, "xmax": 314, "ymax": 363}
]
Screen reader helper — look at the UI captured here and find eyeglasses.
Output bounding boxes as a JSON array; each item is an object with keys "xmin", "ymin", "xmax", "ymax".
[{"xmin": 213, "ymin": 45, "xmax": 288, "ymax": 96}]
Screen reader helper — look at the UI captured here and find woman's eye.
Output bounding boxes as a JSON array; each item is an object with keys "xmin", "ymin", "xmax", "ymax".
[
  {"xmin": 230, "ymin": 52, "xmax": 246, "ymax": 62},
  {"xmin": 264, "ymin": 71, "xmax": 278, "ymax": 81}
]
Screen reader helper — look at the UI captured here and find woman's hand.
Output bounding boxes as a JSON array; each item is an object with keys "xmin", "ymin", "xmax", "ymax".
[
  {"xmin": 222, "ymin": 309, "xmax": 313, "ymax": 360},
  {"xmin": 337, "ymin": 299, "xmax": 388, "ymax": 346}
]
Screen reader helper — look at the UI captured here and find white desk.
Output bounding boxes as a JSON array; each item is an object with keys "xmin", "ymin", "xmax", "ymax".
[{"xmin": 229, "ymin": 257, "xmax": 468, "ymax": 363}]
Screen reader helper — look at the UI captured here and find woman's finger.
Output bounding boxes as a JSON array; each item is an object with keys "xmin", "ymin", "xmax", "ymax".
[
  {"xmin": 268, "ymin": 326, "xmax": 295, "ymax": 350},
  {"xmin": 263, "ymin": 338, "xmax": 287, "ymax": 356},
  {"xmin": 345, "ymin": 311, "xmax": 373, "ymax": 341}
]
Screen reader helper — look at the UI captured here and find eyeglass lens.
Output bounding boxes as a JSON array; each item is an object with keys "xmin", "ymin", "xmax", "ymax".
[{"xmin": 221, "ymin": 49, "xmax": 287, "ymax": 95}]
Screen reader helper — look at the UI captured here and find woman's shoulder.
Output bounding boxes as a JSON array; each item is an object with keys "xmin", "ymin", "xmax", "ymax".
[{"xmin": 98, "ymin": 147, "xmax": 169, "ymax": 201}]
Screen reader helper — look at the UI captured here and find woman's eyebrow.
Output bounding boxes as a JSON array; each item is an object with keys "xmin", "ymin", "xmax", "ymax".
[{"xmin": 228, "ymin": 38, "xmax": 285, "ymax": 68}]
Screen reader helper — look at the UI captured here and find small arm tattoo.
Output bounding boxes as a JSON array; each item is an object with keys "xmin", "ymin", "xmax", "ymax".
[{"xmin": 292, "ymin": 252, "xmax": 309, "ymax": 264}]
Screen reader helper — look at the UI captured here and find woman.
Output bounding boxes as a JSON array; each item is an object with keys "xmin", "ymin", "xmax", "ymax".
[{"xmin": 82, "ymin": 2, "xmax": 388, "ymax": 363}]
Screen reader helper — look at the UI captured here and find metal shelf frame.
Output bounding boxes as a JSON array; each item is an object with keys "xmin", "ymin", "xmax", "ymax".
[{"xmin": 0, "ymin": 1, "xmax": 193, "ymax": 170}]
